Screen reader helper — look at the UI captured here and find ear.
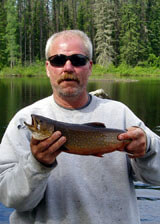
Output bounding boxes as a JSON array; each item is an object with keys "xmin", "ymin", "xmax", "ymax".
[
  {"xmin": 46, "ymin": 69, "xmax": 50, "ymax": 78},
  {"xmin": 88, "ymin": 60, "xmax": 93, "ymax": 77},
  {"xmin": 89, "ymin": 60, "xmax": 93, "ymax": 69},
  {"xmin": 46, "ymin": 61, "xmax": 50, "ymax": 78}
]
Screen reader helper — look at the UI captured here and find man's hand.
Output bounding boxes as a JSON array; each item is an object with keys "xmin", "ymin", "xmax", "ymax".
[
  {"xmin": 30, "ymin": 131, "xmax": 66, "ymax": 166},
  {"xmin": 118, "ymin": 127, "xmax": 147, "ymax": 158}
]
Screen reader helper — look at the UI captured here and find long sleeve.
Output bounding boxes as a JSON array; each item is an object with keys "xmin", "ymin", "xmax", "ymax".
[
  {"xmin": 121, "ymin": 103, "xmax": 160, "ymax": 185},
  {"xmin": 0, "ymin": 113, "xmax": 52, "ymax": 211},
  {"xmin": 131, "ymin": 126, "xmax": 160, "ymax": 185}
]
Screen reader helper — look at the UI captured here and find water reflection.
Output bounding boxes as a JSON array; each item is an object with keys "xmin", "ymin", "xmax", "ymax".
[
  {"xmin": 1, "ymin": 77, "xmax": 160, "ymax": 140},
  {"xmin": 88, "ymin": 79, "xmax": 160, "ymax": 134},
  {"xmin": 0, "ymin": 77, "xmax": 52, "ymax": 140}
]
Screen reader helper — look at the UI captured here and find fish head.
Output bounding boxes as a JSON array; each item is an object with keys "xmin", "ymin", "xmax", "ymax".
[{"xmin": 24, "ymin": 114, "xmax": 55, "ymax": 140}]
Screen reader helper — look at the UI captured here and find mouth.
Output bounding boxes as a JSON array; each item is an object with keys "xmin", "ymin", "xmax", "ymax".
[
  {"xmin": 24, "ymin": 115, "xmax": 38, "ymax": 132},
  {"xmin": 30, "ymin": 115, "xmax": 40, "ymax": 130},
  {"xmin": 31, "ymin": 115, "xmax": 36, "ymax": 125},
  {"xmin": 57, "ymin": 74, "xmax": 80, "ymax": 85}
]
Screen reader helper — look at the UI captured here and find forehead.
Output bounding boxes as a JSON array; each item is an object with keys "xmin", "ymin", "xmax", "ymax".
[{"xmin": 49, "ymin": 35, "xmax": 87, "ymax": 55}]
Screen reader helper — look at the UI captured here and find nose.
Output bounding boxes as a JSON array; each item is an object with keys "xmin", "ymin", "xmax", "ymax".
[{"xmin": 63, "ymin": 60, "xmax": 74, "ymax": 72}]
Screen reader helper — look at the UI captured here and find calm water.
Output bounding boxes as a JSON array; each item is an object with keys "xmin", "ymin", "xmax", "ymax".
[{"xmin": 0, "ymin": 76, "xmax": 160, "ymax": 223}]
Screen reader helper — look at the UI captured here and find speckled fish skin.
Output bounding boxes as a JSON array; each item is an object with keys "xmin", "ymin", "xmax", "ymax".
[{"xmin": 25, "ymin": 114, "xmax": 130, "ymax": 156}]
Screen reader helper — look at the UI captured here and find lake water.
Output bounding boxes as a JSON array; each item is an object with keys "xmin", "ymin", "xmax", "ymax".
[{"xmin": 0, "ymin": 76, "xmax": 160, "ymax": 223}]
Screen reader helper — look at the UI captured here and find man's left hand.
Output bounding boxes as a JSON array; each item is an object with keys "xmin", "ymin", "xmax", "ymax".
[{"xmin": 118, "ymin": 127, "xmax": 147, "ymax": 158}]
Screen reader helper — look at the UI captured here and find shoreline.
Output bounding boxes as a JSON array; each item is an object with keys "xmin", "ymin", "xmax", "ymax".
[{"xmin": 1, "ymin": 63, "xmax": 160, "ymax": 78}]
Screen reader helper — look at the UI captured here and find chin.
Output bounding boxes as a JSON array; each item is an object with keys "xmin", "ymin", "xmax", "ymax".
[{"xmin": 58, "ymin": 87, "xmax": 84, "ymax": 98}]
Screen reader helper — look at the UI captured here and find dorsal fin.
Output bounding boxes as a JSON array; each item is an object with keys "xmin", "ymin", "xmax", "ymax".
[{"xmin": 83, "ymin": 122, "xmax": 106, "ymax": 128}]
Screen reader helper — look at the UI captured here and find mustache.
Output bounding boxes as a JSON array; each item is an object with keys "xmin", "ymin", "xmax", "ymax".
[{"xmin": 57, "ymin": 73, "xmax": 80, "ymax": 84}]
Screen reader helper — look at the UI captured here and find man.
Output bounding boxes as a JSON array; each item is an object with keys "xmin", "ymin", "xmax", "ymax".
[{"xmin": 0, "ymin": 30, "xmax": 160, "ymax": 224}]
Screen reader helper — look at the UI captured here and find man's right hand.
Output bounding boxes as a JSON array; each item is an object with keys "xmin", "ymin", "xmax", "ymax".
[{"xmin": 30, "ymin": 131, "xmax": 66, "ymax": 166}]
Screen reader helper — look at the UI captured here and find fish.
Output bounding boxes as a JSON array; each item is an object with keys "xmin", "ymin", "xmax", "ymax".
[{"xmin": 24, "ymin": 114, "xmax": 131, "ymax": 157}]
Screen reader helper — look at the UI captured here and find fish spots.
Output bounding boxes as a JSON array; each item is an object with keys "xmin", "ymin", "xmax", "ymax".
[{"xmin": 25, "ymin": 114, "xmax": 128, "ymax": 156}]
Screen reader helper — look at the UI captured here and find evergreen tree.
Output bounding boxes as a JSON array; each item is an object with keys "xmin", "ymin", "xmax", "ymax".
[
  {"xmin": 59, "ymin": 0, "xmax": 70, "ymax": 30},
  {"xmin": 17, "ymin": 0, "xmax": 24, "ymax": 64},
  {"xmin": 94, "ymin": 0, "xmax": 115, "ymax": 67},
  {"xmin": 119, "ymin": 1, "xmax": 146, "ymax": 66},
  {"xmin": 77, "ymin": 1, "xmax": 86, "ymax": 31},
  {"xmin": 5, "ymin": 0, "xmax": 19, "ymax": 68},
  {"xmin": 33, "ymin": 0, "xmax": 49, "ymax": 60},
  {"xmin": 0, "ymin": 0, "xmax": 7, "ymax": 69},
  {"xmin": 67, "ymin": 0, "xmax": 77, "ymax": 29},
  {"xmin": 138, "ymin": 0, "xmax": 149, "ymax": 62},
  {"xmin": 146, "ymin": 0, "xmax": 160, "ymax": 57},
  {"xmin": 111, "ymin": 0, "xmax": 122, "ymax": 66},
  {"xmin": 1, "ymin": 0, "xmax": 160, "ymax": 67},
  {"xmin": 77, "ymin": 0, "xmax": 94, "ymax": 35}
]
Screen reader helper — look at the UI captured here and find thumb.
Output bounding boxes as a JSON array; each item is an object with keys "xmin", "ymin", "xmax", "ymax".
[{"xmin": 31, "ymin": 137, "xmax": 40, "ymax": 145}]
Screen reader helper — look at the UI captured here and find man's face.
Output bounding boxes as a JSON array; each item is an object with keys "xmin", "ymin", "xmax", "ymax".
[{"xmin": 46, "ymin": 35, "xmax": 92, "ymax": 98}]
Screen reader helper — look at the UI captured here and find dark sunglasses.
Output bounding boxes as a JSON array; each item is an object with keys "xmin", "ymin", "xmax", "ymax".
[{"xmin": 48, "ymin": 54, "xmax": 89, "ymax": 67}]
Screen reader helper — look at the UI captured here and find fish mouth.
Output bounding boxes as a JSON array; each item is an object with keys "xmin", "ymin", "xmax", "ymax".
[
  {"xmin": 24, "ymin": 115, "xmax": 39, "ymax": 132},
  {"xmin": 24, "ymin": 114, "xmax": 55, "ymax": 140},
  {"xmin": 57, "ymin": 74, "xmax": 80, "ymax": 84},
  {"xmin": 31, "ymin": 115, "xmax": 38, "ymax": 128},
  {"xmin": 28, "ymin": 115, "xmax": 39, "ymax": 130},
  {"xmin": 31, "ymin": 115, "xmax": 43, "ymax": 131}
]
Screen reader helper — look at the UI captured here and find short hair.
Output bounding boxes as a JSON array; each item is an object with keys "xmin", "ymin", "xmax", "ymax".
[{"xmin": 45, "ymin": 30, "xmax": 93, "ymax": 60}]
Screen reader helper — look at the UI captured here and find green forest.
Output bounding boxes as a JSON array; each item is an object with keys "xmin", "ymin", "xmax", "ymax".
[{"xmin": 1, "ymin": 0, "xmax": 160, "ymax": 73}]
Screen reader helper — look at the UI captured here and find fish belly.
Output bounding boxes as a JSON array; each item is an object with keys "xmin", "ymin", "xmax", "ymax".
[{"xmin": 63, "ymin": 131, "xmax": 123, "ymax": 156}]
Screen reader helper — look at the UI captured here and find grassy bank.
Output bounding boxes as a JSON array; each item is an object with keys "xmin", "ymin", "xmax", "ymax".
[
  {"xmin": 106, "ymin": 63, "xmax": 160, "ymax": 77},
  {"xmin": 1, "ymin": 62, "xmax": 160, "ymax": 78},
  {"xmin": 0, "ymin": 62, "xmax": 46, "ymax": 77}
]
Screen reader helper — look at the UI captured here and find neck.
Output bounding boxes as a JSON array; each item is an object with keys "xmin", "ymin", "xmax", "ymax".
[{"xmin": 53, "ymin": 92, "xmax": 90, "ymax": 109}]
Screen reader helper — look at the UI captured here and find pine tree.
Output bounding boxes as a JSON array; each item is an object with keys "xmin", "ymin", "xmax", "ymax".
[
  {"xmin": 2, "ymin": 0, "xmax": 160, "ymax": 67},
  {"xmin": 94, "ymin": 0, "xmax": 115, "ymax": 67},
  {"xmin": 5, "ymin": 0, "xmax": 19, "ymax": 68},
  {"xmin": 0, "ymin": 0, "xmax": 7, "ymax": 69},
  {"xmin": 33, "ymin": 0, "xmax": 50, "ymax": 60},
  {"xmin": 146, "ymin": 0, "xmax": 160, "ymax": 57},
  {"xmin": 119, "ymin": 1, "xmax": 146, "ymax": 66},
  {"xmin": 59, "ymin": 0, "xmax": 70, "ymax": 30},
  {"xmin": 77, "ymin": 1, "xmax": 86, "ymax": 31},
  {"xmin": 17, "ymin": 0, "xmax": 24, "ymax": 64},
  {"xmin": 77, "ymin": 0, "xmax": 94, "ymax": 36},
  {"xmin": 111, "ymin": 0, "xmax": 122, "ymax": 66}
]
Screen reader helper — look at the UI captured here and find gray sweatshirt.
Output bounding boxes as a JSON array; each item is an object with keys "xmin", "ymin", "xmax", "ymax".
[{"xmin": 0, "ymin": 95, "xmax": 160, "ymax": 224}]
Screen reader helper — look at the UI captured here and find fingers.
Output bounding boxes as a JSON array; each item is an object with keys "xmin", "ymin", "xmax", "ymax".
[
  {"xmin": 31, "ymin": 131, "xmax": 64, "ymax": 152},
  {"xmin": 30, "ymin": 131, "xmax": 67, "ymax": 166},
  {"xmin": 118, "ymin": 127, "xmax": 147, "ymax": 158}
]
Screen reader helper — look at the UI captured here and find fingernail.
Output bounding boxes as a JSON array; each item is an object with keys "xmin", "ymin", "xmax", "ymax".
[
  {"xmin": 55, "ymin": 131, "xmax": 61, "ymax": 137},
  {"xmin": 118, "ymin": 134, "xmax": 123, "ymax": 140},
  {"xmin": 61, "ymin": 136, "xmax": 66, "ymax": 142}
]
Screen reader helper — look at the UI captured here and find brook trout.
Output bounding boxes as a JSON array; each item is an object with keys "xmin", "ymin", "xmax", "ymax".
[{"xmin": 25, "ymin": 114, "xmax": 130, "ymax": 157}]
